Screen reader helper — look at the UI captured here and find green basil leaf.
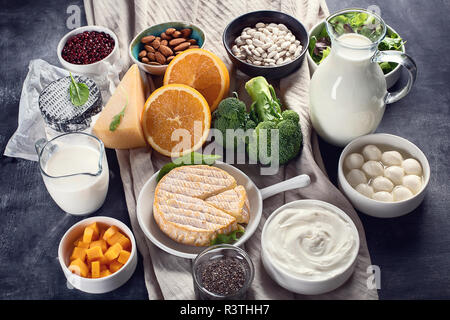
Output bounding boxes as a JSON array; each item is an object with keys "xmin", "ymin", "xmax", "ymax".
[
  {"xmin": 69, "ymin": 73, "xmax": 89, "ymax": 106},
  {"xmin": 109, "ymin": 107, "xmax": 126, "ymax": 131},
  {"xmin": 210, "ymin": 229, "xmax": 245, "ymax": 245}
]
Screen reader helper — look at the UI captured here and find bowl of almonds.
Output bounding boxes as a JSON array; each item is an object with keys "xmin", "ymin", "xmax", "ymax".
[{"xmin": 129, "ymin": 22, "xmax": 206, "ymax": 75}]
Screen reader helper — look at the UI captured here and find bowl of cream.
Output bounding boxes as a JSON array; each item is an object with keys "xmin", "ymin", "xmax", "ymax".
[{"xmin": 261, "ymin": 200, "xmax": 360, "ymax": 295}]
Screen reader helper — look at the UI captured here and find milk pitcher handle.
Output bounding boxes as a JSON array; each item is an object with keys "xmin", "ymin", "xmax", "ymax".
[
  {"xmin": 35, "ymin": 138, "xmax": 48, "ymax": 157},
  {"xmin": 372, "ymin": 50, "xmax": 417, "ymax": 104}
]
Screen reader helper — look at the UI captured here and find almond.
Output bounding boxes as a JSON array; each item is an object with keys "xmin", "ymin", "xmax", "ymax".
[
  {"xmin": 138, "ymin": 50, "xmax": 147, "ymax": 58},
  {"xmin": 167, "ymin": 55, "xmax": 175, "ymax": 63},
  {"xmin": 147, "ymin": 52, "xmax": 156, "ymax": 61},
  {"xmin": 190, "ymin": 45, "xmax": 200, "ymax": 48},
  {"xmin": 144, "ymin": 45, "xmax": 155, "ymax": 52},
  {"xmin": 180, "ymin": 28, "xmax": 192, "ymax": 38},
  {"xmin": 155, "ymin": 51, "xmax": 166, "ymax": 64},
  {"xmin": 169, "ymin": 38, "xmax": 186, "ymax": 47},
  {"xmin": 165, "ymin": 28, "xmax": 176, "ymax": 35},
  {"xmin": 161, "ymin": 32, "xmax": 171, "ymax": 40},
  {"xmin": 141, "ymin": 35, "xmax": 155, "ymax": 43},
  {"xmin": 173, "ymin": 42, "xmax": 190, "ymax": 51},
  {"xmin": 151, "ymin": 39, "xmax": 161, "ymax": 49},
  {"xmin": 172, "ymin": 31, "xmax": 182, "ymax": 38},
  {"xmin": 161, "ymin": 39, "xmax": 168, "ymax": 46},
  {"xmin": 188, "ymin": 39, "xmax": 197, "ymax": 45},
  {"xmin": 159, "ymin": 45, "xmax": 173, "ymax": 57},
  {"xmin": 141, "ymin": 57, "xmax": 149, "ymax": 63}
]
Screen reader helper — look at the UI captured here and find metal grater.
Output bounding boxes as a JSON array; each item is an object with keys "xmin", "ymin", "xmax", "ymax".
[{"xmin": 39, "ymin": 75, "xmax": 102, "ymax": 132}]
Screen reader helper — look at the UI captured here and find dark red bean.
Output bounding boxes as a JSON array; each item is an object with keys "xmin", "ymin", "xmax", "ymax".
[{"xmin": 62, "ymin": 30, "xmax": 115, "ymax": 65}]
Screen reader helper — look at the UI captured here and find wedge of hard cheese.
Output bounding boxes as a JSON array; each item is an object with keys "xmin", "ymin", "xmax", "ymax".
[
  {"xmin": 93, "ymin": 64, "xmax": 147, "ymax": 149},
  {"xmin": 205, "ymin": 185, "xmax": 250, "ymax": 224}
]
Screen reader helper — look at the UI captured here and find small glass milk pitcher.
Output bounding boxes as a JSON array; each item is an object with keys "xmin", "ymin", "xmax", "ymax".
[
  {"xmin": 35, "ymin": 132, "xmax": 109, "ymax": 216},
  {"xmin": 310, "ymin": 8, "xmax": 417, "ymax": 146}
]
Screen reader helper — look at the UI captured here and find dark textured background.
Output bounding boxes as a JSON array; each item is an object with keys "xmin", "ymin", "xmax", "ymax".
[{"xmin": 0, "ymin": 0, "xmax": 449, "ymax": 299}]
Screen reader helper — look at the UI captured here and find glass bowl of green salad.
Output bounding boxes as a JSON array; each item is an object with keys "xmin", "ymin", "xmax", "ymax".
[{"xmin": 307, "ymin": 12, "xmax": 406, "ymax": 89}]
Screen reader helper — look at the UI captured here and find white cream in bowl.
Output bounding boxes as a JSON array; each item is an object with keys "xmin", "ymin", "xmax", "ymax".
[{"xmin": 263, "ymin": 206, "xmax": 358, "ymax": 281}]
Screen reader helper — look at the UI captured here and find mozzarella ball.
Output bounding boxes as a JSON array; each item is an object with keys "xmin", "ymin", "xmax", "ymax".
[
  {"xmin": 372, "ymin": 191, "xmax": 394, "ymax": 202},
  {"xmin": 384, "ymin": 166, "xmax": 405, "ymax": 185},
  {"xmin": 402, "ymin": 175, "xmax": 422, "ymax": 194},
  {"xmin": 346, "ymin": 169, "xmax": 368, "ymax": 187},
  {"xmin": 362, "ymin": 160, "xmax": 384, "ymax": 178},
  {"xmin": 393, "ymin": 186, "xmax": 414, "ymax": 201},
  {"xmin": 372, "ymin": 176, "xmax": 394, "ymax": 192},
  {"xmin": 402, "ymin": 158, "xmax": 422, "ymax": 176},
  {"xmin": 345, "ymin": 153, "xmax": 364, "ymax": 170},
  {"xmin": 381, "ymin": 151, "xmax": 403, "ymax": 166},
  {"xmin": 355, "ymin": 183, "xmax": 374, "ymax": 198},
  {"xmin": 362, "ymin": 145, "xmax": 382, "ymax": 161}
]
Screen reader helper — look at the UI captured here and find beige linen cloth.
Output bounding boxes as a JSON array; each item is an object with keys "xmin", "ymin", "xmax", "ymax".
[{"xmin": 84, "ymin": 0, "xmax": 378, "ymax": 300}]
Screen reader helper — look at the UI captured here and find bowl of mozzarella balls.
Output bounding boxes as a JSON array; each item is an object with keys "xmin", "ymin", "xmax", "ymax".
[
  {"xmin": 222, "ymin": 10, "xmax": 309, "ymax": 79},
  {"xmin": 338, "ymin": 134, "xmax": 430, "ymax": 218}
]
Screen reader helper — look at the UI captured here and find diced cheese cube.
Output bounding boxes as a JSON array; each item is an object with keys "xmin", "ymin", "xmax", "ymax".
[
  {"xmin": 68, "ymin": 259, "xmax": 89, "ymax": 278},
  {"xmin": 86, "ymin": 246, "xmax": 104, "ymax": 261},
  {"xmin": 109, "ymin": 260, "xmax": 123, "ymax": 273},
  {"xmin": 103, "ymin": 226, "xmax": 118, "ymax": 241},
  {"xmin": 106, "ymin": 232, "xmax": 131, "ymax": 250},
  {"xmin": 89, "ymin": 239, "xmax": 107, "ymax": 253},
  {"xmin": 104, "ymin": 243, "xmax": 122, "ymax": 262},
  {"xmin": 91, "ymin": 261, "xmax": 101, "ymax": 278},
  {"xmin": 100, "ymin": 269, "xmax": 112, "ymax": 278},
  {"xmin": 117, "ymin": 250, "xmax": 131, "ymax": 265},
  {"xmin": 77, "ymin": 241, "xmax": 90, "ymax": 249},
  {"xmin": 88, "ymin": 223, "xmax": 100, "ymax": 239},
  {"xmin": 83, "ymin": 227, "xmax": 95, "ymax": 243},
  {"xmin": 70, "ymin": 247, "xmax": 86, "ymax": 261}
]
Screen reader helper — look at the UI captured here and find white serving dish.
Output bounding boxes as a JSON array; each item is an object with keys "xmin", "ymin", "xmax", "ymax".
[
  {"xmin": 57, "ymin": 25, "xmax": 120, "ymax": 75},
  {"xmin": 261, "ymin": 199, "xmax": 360, "ymax": 295},
  {"xmin": 338, "ymin": 133, "xmax": 430, "ymax": 218},
  {"xmin": 58, "ymin": 216, "xmax": 137, "ymax": 294},
  {"xmin": 307, "ymin": 20, "xmax": 404, "ymax": 89},
  {"xmin": 136, "ymin": 162, "xmax": 311, "ymax": 259}
]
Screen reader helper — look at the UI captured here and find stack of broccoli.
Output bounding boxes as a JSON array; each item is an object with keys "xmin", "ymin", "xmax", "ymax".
[{"xmin": 212, "ymin": 76, "xmax": 302, "ymax": 165}]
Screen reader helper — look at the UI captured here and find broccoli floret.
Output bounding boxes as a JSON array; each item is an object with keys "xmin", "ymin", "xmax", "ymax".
[
  {"xmin": 278, "ymin": 119, "xmax": 302, "ymax": 164},
  {"xmin": 212, "ymin": 96, "xmax": 249, "ymax": 149},
  {"xmin": 281, "ymin": 110, "xmax": 300, "ymax": 124}
]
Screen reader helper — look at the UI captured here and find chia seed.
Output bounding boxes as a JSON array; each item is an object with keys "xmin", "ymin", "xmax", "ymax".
[{"xmin": 199, "ymin": 256, "xmax": 247, "ymax": 296}]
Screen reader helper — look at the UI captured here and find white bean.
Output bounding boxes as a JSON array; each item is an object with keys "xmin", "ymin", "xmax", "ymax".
[
  {"xmin": 255, "ymin": 22, "xmax": 266, "ymax": 28},
  {"xmin": 289, "ymin": 44, "xmax": 296, "ymax": 54},
  {"xmin": 253, "ymin": 38, "xmax": 264, "ymax": 47}
]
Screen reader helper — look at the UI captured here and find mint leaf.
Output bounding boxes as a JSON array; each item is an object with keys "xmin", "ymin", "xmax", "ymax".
[{"xmin": 69, "ymin": 73, "xmax": 89, "ymax": 106}]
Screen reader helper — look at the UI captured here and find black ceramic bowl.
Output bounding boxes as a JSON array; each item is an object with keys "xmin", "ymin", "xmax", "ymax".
[{"xmin": 223, "ymin": 10, "xmax": 309, "ymax": 79}]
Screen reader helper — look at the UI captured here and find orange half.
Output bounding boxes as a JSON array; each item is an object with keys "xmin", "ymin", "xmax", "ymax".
[
  {"xmin": 163, "ymin": 48, "xmax": 230, "ymax": 112},
  {"xmin": 142, "ymin": 84, "xmax": 211, "ymax": 157}
]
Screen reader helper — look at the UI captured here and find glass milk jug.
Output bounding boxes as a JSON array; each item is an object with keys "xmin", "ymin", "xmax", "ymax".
[
  {"xmin": 35, "ymin": 132, "xmax": 109, "ymax": 215},
  {"xmin": 310, "ymin": 8, "xmax": 417, "ymax": 146}
]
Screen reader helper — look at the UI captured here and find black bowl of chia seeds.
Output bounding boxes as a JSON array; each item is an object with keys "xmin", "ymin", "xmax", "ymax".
[{"xmin": 192, "ymin": 244, "xmax": 255, "ymax": 300}]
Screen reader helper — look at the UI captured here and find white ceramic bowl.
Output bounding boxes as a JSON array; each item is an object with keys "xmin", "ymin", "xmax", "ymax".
[
  {"xmin": 338, "ymin": 134, "xmax": 430, "ymax": 218},
  {"xmin": 58, "ymin": 216, "xmax": 137, "ymax": 294},
  {"xmin": 261, "ymin": 199, "xmax": 360, "ymax": 295},
  {"xmin": 136, "ymin": 162, "xmax": 263, "ymax": 259},
  {"xmin": 307, "ymin": 20, "xmax": 404, "ymax": 89},
  {"xmin": 57, "ymin": 25, "xmax": 120, "ymax": 75}
]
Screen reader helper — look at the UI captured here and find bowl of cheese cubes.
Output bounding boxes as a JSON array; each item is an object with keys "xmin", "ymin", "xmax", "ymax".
[{"xmin": 58, "ymin": 216, "xmax": 137, "ymax": 294}]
